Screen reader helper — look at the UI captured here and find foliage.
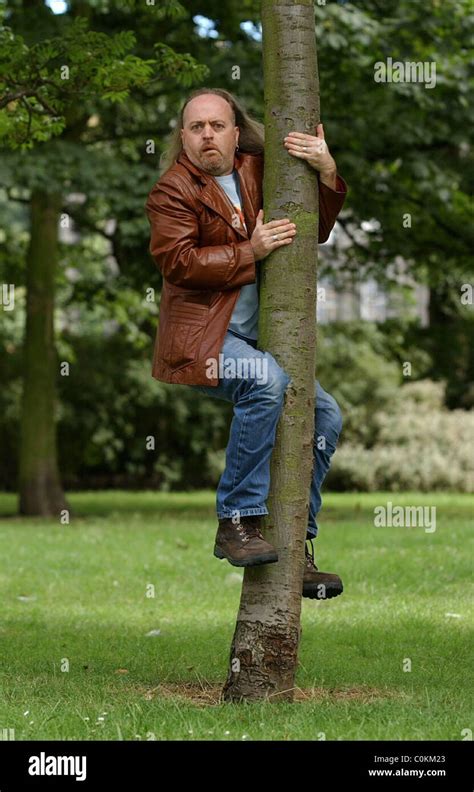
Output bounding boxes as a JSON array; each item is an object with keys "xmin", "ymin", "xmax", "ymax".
[
  {"xmin": 0, "ymin": 19, "xmax": 154, "ymax": 147},
  {"xmin": 329, "ymin": 381, "xmax": 474, "ymax": 493}
]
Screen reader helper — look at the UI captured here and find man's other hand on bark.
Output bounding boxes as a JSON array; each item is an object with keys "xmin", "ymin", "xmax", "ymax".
[{"xmin": 284, "ymin": 122, "xmax": 338, "ymax": 190}]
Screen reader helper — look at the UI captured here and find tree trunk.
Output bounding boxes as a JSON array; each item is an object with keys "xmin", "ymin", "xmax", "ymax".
[
  {"xmin": 19, "ymin": 189, "xmax": 70, "ymax": 516},
  {"xmin": 222, "ymin": 0, "xmax": 320, "ymax": 702}
]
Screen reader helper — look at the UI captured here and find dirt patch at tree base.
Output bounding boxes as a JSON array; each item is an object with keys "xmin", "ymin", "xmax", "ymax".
[{"xmin": 135, "ymin": 682, "xmax": 405, "ymax": 706}]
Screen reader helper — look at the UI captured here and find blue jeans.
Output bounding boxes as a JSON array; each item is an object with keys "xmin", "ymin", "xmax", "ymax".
[{"xmin": 189, "ymin": 330, "xmax": 343, "ymax": 539}]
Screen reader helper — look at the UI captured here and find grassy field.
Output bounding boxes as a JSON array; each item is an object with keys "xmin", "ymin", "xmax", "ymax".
[{"xmin": 0, "ymin": 491, "xmax": 472, "ymax": 741}]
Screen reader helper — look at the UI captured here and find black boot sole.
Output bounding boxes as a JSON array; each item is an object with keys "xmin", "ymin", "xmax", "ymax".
[
  {"xmin": 214, "ymin": 544, "xmax": 279, "ymax": 567},
  {"xmin": 302, "ymin": 584, "xmax": 343, "ymax": 599}
]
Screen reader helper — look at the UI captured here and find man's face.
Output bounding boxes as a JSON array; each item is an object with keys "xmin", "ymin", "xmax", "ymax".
[{"xmin": 180, "ymin": 95, "xmax": 239, "ymax": 176}]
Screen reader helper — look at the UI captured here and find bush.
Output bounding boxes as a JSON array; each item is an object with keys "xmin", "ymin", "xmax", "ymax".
[
  {"xmin": 329, "ymin": 381, "xmax": 474, "ymax": 492},
  {"xmin": 316, "ymin": 321, "xmax": 430, "ymax": 446}
]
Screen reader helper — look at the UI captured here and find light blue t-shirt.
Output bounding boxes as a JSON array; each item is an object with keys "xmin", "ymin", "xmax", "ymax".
[{"xmin": 214, "ymin": 170, "xmax": 259, "ymax": 341}]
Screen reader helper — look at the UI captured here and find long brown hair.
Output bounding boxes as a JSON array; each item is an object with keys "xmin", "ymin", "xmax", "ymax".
[{"xmin": 159, "ymin": 88, "xmax": 264, "ymax": 175}]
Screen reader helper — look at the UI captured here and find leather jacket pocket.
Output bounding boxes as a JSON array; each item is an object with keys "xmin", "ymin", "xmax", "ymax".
[{"xmin": 160, "ymin": 302, "xmax": 208, "ymax": 370}]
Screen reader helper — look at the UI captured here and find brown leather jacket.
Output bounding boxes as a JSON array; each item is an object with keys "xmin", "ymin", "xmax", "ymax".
[{"xmin": 145, "ymin": 149, "xmax": 348, "ymax": 386}]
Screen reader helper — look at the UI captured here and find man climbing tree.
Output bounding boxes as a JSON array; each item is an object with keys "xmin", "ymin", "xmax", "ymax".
[
  {"xmin": 146, "ymin": 0, "xmax": 348, "ymax": 701},
  {"xmin": 146, "ymin": 79, "xmax": 347, "ymax": 700}
]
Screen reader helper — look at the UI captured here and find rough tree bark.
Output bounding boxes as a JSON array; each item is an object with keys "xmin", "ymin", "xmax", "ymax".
[
  {"xmin": 18, "ymin": 189, "xmax": 70, "ymax": 516},
  {"xmin": 222, "ymin": 0, "xmax": 320, "ymax": 701}
]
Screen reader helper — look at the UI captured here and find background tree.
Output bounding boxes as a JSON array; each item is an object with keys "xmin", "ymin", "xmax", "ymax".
[{"xmin": 0, "ymin": 0, "xmax": 207, "ymax": 514}]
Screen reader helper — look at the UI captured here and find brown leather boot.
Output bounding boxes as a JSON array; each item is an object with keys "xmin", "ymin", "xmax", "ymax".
[
  {"xmin": 213, "ymin": 516, "xmax": 278, "ymax": 567},
  {"xmin": 303, "ymin": 539, "xmax": 343, "ymax": 599}
]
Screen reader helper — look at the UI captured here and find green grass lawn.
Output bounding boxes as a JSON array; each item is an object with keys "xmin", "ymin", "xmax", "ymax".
[{"xmin": 0, "ymin": 491, "xmax": 472, "ymax": 741}]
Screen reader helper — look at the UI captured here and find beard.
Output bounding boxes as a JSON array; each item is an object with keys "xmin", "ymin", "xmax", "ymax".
[{"xmin": 199, "ymin": 150, "xmax": 228, "ymax": 175}]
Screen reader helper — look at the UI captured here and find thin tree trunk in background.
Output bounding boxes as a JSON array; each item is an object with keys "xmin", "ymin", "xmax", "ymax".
[
  {"xmin": 223, "ymin": 0, "xmax": 320, "ymax": 701},
  {"xmin": 19, "ymin": 189, "xmax": 70, "ymax": 516}
]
